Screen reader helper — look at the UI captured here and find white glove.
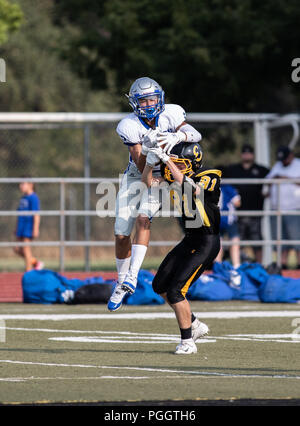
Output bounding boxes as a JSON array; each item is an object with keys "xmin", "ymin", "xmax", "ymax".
[
  {"xmin": 157, "ymin": 131, "xmax": 186, "ymax": 154},
  {"xmin": 148, "ymin": 146, "xmax": 170, "ymax": 164},
  {"xmin": 146, "ymin": 151, "xmax": 160, "ymax": 168},
  {"xmin": 141, "ymin": 128, "xmax": 159, "ymax": 155},
  {"xmin": 141, "ymin": 143, "xmax": 150, "ymax": 156}
]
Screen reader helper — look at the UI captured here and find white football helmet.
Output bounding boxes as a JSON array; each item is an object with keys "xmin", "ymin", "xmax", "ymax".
[{"xmin": 126, "ymin": 77, "xmax": 165, "ymax": 120}]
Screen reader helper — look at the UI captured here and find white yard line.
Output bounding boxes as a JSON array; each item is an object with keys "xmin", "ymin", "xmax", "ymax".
[
  {"xmin": 0, "ymin": 326, "xmax": 178, "ymax": 337},
  {"xmin": 1, "ymin": 324, "xmax": 299, "ymax": 346},
  {"xmin": 1, "ymin": 326, "xmax": 299, "ymax": 344},
  {"xmin": 0, "ymin": 311, "xmax": 300, "ymax": 320},
  {"xmin": 0, "ymin": 359, "xmax": 300, "ymax": 381},
  {"xmin": 48, "ymin": 336, "xmax": 215, "ymax": 344}
]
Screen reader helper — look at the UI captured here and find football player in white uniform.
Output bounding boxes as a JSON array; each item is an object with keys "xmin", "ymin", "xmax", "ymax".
[{"xmin": 108, "ymin": 77, "xmax": 202, "ymax": 311}]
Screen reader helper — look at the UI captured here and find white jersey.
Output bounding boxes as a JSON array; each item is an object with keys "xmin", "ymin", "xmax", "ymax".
[{"xmin": 116, "ymin": 104, "xmax": 187, "ymax": 177}]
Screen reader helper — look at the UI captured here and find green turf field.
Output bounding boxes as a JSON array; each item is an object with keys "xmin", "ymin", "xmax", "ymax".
[{"xmin": 0, "ymin": 301, "xmax": 300, "ymax": 404}]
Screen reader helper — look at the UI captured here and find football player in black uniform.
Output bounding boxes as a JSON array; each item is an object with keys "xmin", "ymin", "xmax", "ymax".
[{"xmin": 142, "ymin": 142, "xmax": 221, "ymax": 354}]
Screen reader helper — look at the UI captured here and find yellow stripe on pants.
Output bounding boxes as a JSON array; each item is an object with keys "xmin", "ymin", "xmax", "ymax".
[{"xmin": 181, "ymin": 264, "xmax": 203, "ymax": 298}]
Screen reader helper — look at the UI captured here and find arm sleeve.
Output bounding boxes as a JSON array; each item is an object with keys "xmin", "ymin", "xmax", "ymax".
[
  {"xmin": 166, "ymin": 105, "xmax": 201, "ymax": 141},
  {"xmin": 178, "ymin": 123, "xmax": 202, "ymax": 142}
]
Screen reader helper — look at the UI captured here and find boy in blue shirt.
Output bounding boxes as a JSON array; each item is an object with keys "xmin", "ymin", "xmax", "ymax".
[
  {"xmin": 14, "ymin": 181, "xmax": 43, "ymax": 271},
  {"xmin": 215, "ymin": 167, "xmax": 241, "ymax": 269}
]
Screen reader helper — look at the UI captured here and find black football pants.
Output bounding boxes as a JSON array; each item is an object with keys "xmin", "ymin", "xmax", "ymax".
[{"xmin": 152, "ymin": 233, "xmax": 220, "ymax": 304}]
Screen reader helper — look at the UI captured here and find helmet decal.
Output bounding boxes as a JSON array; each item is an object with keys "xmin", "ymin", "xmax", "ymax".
[{"xmin": 193, "ymin": 145, "xmax": 203, "ymax": 162}]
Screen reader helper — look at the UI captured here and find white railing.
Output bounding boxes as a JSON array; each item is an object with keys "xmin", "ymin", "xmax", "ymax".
[
  {"xmin": 0, "ymin": 177, "xmax": 300, "ymax": 271},
  {"xmin": 1, "ymin": 111, "xmax": 300, "ymax": 271}
]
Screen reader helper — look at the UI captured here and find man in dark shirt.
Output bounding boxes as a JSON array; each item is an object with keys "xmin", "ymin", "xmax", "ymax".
[{"xmin": 227, "ymin": 144, "xmax": 269, "ymax": 263}]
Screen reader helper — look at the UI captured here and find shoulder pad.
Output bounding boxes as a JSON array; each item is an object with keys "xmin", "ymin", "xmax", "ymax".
[
  {"xmin": 116, "ymin": 114, "xmax": 141, "ymax": 145},
  {"xmin": 195, "ymin": 169, "xmax": 222, "ymax": 178}
]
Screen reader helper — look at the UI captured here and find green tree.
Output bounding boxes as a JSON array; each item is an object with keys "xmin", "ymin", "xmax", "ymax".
[
  {"xmin": 0, "ymin": 0, "xmax": 121, "ymax": 178},
  {"xmin": 0, "ymin": 0, "xmax": 22, "ymax": 45},
  {"xmin": 55, "ymin": 0, "xmax": 300, "ymax": 113}
]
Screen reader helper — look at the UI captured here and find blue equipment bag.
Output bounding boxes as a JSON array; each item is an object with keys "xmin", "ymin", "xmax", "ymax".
[
  {"xmin": 259, "ymin": 275, "xmax": 300, "ymax": 303},
  {"xmin": 22, "ymin": 269, "xmax": 85, "ymax": 304},
  {"xmin": 125, "ymin": 270, "xmax": 165, "ymax": 305},
  {"xmin": 187, "ymin": 262, "xmax": 266, "ymax": 302},
  {"xmin": 22, "ymin": 269, "xmax": 164, "ymax": 305},
  {"xmin": 187, "ymin": 273, "xmax": 235, "ymax": 301}
]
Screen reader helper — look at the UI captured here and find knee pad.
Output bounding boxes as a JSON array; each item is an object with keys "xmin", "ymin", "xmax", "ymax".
[{"xmin": 166, "ymin": 287, "xmax": 185, "ymax": 305}]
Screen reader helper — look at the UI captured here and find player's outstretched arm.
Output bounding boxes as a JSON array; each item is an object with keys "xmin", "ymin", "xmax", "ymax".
[
  {"xmin": 141, "ymin": 164, "xmax": 154, "ymax": 188},
  {"xmin": 145, "ymin": 146, "xmax": 184, "ymax": 186},
  {"xmin": 128, "ymin": 144, "xmax": 146, "ymax": 173},
  {"xmin": 164, "ymin": 159, "xmax": 184, "ymax": 185}
]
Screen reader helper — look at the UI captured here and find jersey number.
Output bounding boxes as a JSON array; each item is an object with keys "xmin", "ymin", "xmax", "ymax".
[{"xmin": 199, "ymin": 176, "xmax": 217, "ymax": 191}]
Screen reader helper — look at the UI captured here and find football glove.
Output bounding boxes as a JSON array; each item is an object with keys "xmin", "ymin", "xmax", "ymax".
[
  {"xmin": 141, "ymin": 128, "xmax": 159, "ymax": 155},
  {"xmin": 146, "ymin": 151, "xmax": 160, "ymax": 168},
  {"xmin": 148, "ymin": 146, "xmax": 170, "ymax": 164},
  {"xmin": 157, "ymin": 131, "xmax": 186, "ymax": 154}
]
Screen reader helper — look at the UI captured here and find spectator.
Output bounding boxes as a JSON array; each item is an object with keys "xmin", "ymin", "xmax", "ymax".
[
  {"xmin": 227, "ymin": 144, "xmax": 269, "ymax": 263},
  {"xmin": 14, "ymin": 180, "xmax": 44, "ymax": 271},
  {"xmin": 215, "ymin": 166, "xmax": 241, "ymax": 269},
  {"xmin": 265, "ymin": 146, "xmax": 300, "ymax": 269}
]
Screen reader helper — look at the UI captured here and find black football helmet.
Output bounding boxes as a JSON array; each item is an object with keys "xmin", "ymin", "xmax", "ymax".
[{"xmin": 162, "ymin": 142, "xmax": 203, "ymax": 182}]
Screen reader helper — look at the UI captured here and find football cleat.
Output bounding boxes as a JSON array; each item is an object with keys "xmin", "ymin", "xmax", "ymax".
[
  {"xmin": 122, "ymin": 271, "xmax": 137, "ymax": 294},
  {"xmin": 107, "ymin": 283, "xmax": 130, "ymax": 312},
  {"xmin": 192, "ymin": 319, "xmax": 209, "ymax": 342},
  {"xmin": 175, "ymin": 339, "xmax": 197, "ymax": 355}
]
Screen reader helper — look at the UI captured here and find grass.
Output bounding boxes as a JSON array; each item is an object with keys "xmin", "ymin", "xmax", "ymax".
[{"xmin": 0, "ymin": 301, "xmax": 300, "ymax": 404}]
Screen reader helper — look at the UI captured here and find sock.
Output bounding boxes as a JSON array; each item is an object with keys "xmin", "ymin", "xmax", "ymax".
[
  {"xmin": 116, "ymin": 257, "xmax": 131, "ymax": 284},
  {"xmin": 191, "ymin": 313, "xmax": 197, "ymax": 324},
  {"xmin": 180, "ymin": 327, "xmax": 192, "ymax": 340},
  {"xmin": 128, "ymin": 244, "xmax": 148, "ymax": 278}
]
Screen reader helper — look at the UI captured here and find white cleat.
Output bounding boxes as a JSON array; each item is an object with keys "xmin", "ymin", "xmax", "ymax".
[
  {"xmin": 192, "ymin": 319, "xmax": 209, "ymax": 342},
  {"xmin": 175, "ymin": 339, "xmax": 197, "ymax": 355},
  {"xmin": 107, "ymin": 283, "xmax": 129, "ymax": 312},
  {"xmin": 122, "ymin": 271, "xmax": 137, "ymax": 294}
]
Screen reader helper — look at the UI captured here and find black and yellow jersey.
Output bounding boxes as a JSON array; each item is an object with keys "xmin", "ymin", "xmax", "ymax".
[{"xmin": 161, "ymin": 164, "xmax": 222, "ymax": 235}]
